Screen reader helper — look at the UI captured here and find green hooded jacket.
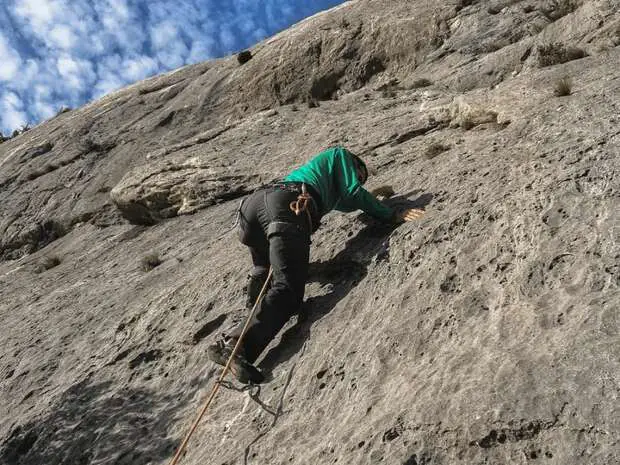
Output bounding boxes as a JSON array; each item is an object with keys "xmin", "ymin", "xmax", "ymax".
[{"xmin": 284, "ymin": 146, "xmax": 394, "ymax": 221}]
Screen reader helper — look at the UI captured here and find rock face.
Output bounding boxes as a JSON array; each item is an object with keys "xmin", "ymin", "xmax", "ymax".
[{"xmin": 0, "ymin": 1, "xmax": 618, "ymax": 464}]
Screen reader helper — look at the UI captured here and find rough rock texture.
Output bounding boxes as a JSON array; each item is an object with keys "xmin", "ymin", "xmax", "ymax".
[{"xmin": 0, "ymin": 1, "xmax": 618, "ymax": 464}]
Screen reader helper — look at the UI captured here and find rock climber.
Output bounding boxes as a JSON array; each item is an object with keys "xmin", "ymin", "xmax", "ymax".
[{"xmin": 208, "ymin": 146, "xmax": 424, "ymax": 383}]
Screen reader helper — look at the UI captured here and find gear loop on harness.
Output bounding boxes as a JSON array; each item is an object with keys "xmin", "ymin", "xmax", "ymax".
[{"xmin": 289, "ymin": 183, "xmax": 314, "ymax": 231}]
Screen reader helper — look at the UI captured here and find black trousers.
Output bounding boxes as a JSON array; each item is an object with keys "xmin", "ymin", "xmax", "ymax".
[{"xmin": 229, "ymin": 186, "xmax": 313, "ymax": 363}]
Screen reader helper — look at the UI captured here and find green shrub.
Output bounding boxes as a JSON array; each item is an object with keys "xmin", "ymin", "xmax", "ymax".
[
  {"xmin": 539, "ymin": 0, "xmax": 579, "ymax": 21},
  {"xmin": 553, "ymin": 76, "xmax": 572, "ymax": 96},
  {"xmin": 455, "ymin": 0, "xmax": 476, "ymax": 12},
  {"xmin": 487, "ymin": 5, "xmax": 502, "ymax": 14},
  {"xmin": 35, "ymin": 255, "xmax": 61, "ymax": 273},
  {"xmin": 538, "ymin": 43, "xmax": 587, "ymax": 67},
  {"xmin": 425, "ymin": 142, "xmax": 450, "ymax": 159},
  {"xmin": 410, "ymin": 78, "xmax": 433, "ymax": 89},
  {"xmin": 237, "ymin": 50, "xmax": 252, "ymax": 65},
  {"xmin": 141, "ymin": 253, "xmax": 162, "ymax": 271},
  {"xmin": 307, "ymin": 98, "xmax": 319, "ymax": 108}
]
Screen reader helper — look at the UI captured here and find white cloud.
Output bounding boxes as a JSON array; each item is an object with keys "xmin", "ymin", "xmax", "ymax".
[
  {"xmin": 32, "ymin": 99, "xmax": 56, "ymax": 120},
  {"xmin": 253, "ymin": 28, "xmax": 268, "ymax": 42},
  {"xmin": 0, "ymin": 34, "xmax": 23, "ymax": 81},
  {"xmin": 3, "ymin": 92, "xmax": 24, "ymax": 109},
  {"xmin": 22, "ymin": 59, "xmax": 39, "ymax": 80},
  {"xmin": 155, "ymin": 45, "xmax": 188, "ymax": 70},
  {"xmin": 264, "ymin": 2, "xmax": 279, "ymax": 31},
  {"xmin": 97, "ymin": 1, "xmax": 146, "ymax": 55},
  {"xmin": 14, "ymin": 0, "xmax": 61, "ymax": 31},
  {"xmin": 104, "ymin": 0, "xmax": 130, "ymax": 21},
  {"xmin": 219, "ymin": 28, "xmax": 237, "ymax": 53},
  {"xmin": 49, "ymin": 24, "xmax": 77, "ymax": 49},
  {"xmin": 0, "ymin": 0, "xmax": 345, "ymax": 133},
  {"xmin": 149, "ymin": 21, "xmax": 189, "ymax": 68},
  {"xmin": 150, "ymin": 21, "xmax": 180, "ymax": 49},
  {"xmin": 122, "ymin": 55, "xmax": 159, "ymax": 82},
  {"xmin": 92, "ymin": 54, "xmax": 125, "ymax": 98},
  {"xmin": 188, "ymin": 38, "xmax": 216, "ymax": 63},
  {"xmin": 2, "ymin": 108, "xmax": 29, "ymax": 132},
  {"xmin": 1, "ymin": 92, "xmax": 29, "ymax": 131},
  {"xmin": 98, "ymin": 54, "xmax": 122, "ymax": 71},
  {"xmin": 33, "ymin": 84, "xmax": 52, "ymax": 100},
  {"xmin": 93, "ymin": 73, "xmax": 124, "ymax": 99},
  {"xmin": 8, "ymin": 59, "xmax": 40, "ymax": 92},
  {"xmin": 281, "ymin": 4, "xmax": 295, "ymax": 19},
  {"xmin": 87, "ymin": 35, "xmax": 108, "ymax": 56},
  {"xmin": 57, "ymin": 55, "xmax": 96, "ymax": 91},
  {"xmin": 237, "ymin": 17, "xmax": 257, "ymax": 35}
]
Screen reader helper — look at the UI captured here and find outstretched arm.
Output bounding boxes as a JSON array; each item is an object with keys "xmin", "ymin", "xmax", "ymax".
[
  {"xmin": 370, "ymin": 184, "xmax": 425, "ymax": 223},
  {"xmin": 337, "ymin": 184, "xmax": 425, "ymax": 223},
  {"xmin": 332, "ymin": 149, "xmax": 425, "ymax": 223}
]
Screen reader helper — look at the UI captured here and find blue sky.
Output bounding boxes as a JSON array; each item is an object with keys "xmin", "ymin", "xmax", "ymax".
[{"xmin": 0, "ymin": 0, "xmax": 344, "ymax": 136}]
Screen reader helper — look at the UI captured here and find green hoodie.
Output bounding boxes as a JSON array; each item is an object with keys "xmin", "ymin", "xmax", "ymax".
[{"xmin": 284, "ymin": 146, "xmax": 394, "ymax": 221}]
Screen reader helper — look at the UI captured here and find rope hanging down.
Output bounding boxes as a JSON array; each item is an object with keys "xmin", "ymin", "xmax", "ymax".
[{"xmin": 168, "ymin": 267, "xmax": 274, "ymax": 465}]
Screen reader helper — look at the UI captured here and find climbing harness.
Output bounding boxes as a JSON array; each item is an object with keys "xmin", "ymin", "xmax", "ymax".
[{"xmin": 168, "ymin": 266, "xmax": 273, "ymax": 465}]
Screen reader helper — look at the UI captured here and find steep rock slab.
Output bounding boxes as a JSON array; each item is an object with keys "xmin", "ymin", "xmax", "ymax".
[
  {"xmin": 1, "ymin": 0, "xmax": 615, "ymax": 259},
  {"xmin": 0, "ymin": 1, "xmax": 618, "ymax": 465}
]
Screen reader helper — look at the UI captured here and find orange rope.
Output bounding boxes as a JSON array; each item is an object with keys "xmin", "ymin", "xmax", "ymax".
[
  {"xmin": 168, "ymin": 267, "xmax": 273, "ymax": 465},
  {"xmin": 289, "ymin": 183, "xmax": 313, "ymax": 229}
]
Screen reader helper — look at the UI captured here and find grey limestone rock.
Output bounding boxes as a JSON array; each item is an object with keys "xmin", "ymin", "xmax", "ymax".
[{"xmin": 0, "ymin": 1, "xmax": 618, "ymax": 464}]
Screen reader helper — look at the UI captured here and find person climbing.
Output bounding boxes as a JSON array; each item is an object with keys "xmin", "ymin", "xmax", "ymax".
[{"xmin": 207, "ymin": 146, "xmax": 424, "ymax": 383}]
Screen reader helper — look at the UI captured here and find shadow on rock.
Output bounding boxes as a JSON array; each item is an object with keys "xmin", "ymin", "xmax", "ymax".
[
  {"xmin": 0, "ymin": 377, "xmax": 193, "ymax": 465},
  {"xmin": 392, "ymin": 191, "xmax": 434, "ymax": 210},
  {"xmin": 258, "ymin": 191, "xmax": 434, "ymax": 374}
]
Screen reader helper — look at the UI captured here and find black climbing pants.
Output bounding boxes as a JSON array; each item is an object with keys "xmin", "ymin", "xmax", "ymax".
[{"xmin": 228, "ymin": 185, "xmax": 315, "ymax": 363}]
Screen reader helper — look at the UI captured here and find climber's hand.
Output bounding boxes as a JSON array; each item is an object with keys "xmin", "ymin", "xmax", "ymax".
[
  {"xmin": 395, "ymin": 208, "xmax": 425, "ymax": 223},
  {"xmin": 370, "ymin": 185, "xmax": 395, "ymax": 199}
]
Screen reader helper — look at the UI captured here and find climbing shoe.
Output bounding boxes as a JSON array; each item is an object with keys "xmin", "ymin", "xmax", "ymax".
[{"xmin": 207, "ymin": 339, "xmax": 264, "ymax": 384}]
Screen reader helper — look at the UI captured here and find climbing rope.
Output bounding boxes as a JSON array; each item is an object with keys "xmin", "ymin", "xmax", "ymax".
[
  {"xmin": 168, "ymin": 266, "xmax": 273, "ymax": 465},
  {"xmin": 289, "ymin": 183, "xmax": 313, "ymax": 230}
]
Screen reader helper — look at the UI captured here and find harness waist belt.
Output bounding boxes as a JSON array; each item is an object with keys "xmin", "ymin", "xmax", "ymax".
[{"xmin": 272, "ymin": 181, "xmax": 323, "ymax": 215}]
